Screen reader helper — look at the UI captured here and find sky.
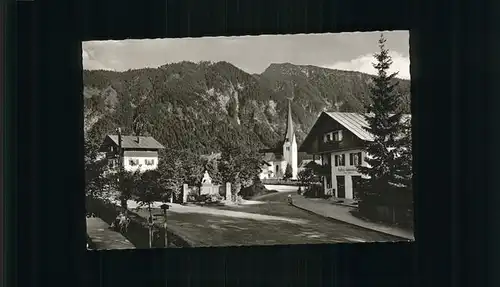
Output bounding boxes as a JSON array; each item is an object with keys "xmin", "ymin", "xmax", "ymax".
[{"xmin": 82, "ymin": 30, "xmax": 410, "ymax": 80}]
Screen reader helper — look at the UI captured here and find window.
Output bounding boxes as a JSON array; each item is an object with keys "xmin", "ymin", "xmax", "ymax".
[
  {"xmin": 129, "ymin": 159, "xmax": 139, "ymax": 166},
  {"xmin": 323, "ymin": 154, "xmax": 331, "ymax": 166},
  {"xmin": 145, "ymin": 159, "xmax": 155, "ymax": 166},
  {"xmin": 286, "ymin": 147, "xmax": 290, "ymax": 151},
  {"xmin": 334, "ymin": 130, "xmax": 343, "ymax": 141},
  {"xmin": 335, "ymin": 154, "xmax": 346, "ymax": 166},
  {"xmin": 349, "ymin": 152, "xmax": 363, "ymax": 166},
  {"xmin": 324, "ymin": 131, "xmax": 343, "ymax": 143}
]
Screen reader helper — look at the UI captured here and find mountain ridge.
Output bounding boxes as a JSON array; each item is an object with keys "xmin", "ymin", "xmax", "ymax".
[{"xmin": 83, "ymin": 61, "xmax": 411, "ymax": 159}]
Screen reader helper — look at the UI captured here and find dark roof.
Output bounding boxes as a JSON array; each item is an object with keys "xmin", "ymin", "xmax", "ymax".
[
  {"xmin": 325, "ymin": 112, "xmax": 411, "ymax": 142},
  {"xmin": 299, "ymin": 159, "xmax": 322, "ymax": 168},
  {"xmin": 106, "ymin": 135, "xmax": 165, "ymax": 150},
  {"xmin": 325, "ymin": 112, "xmax": 374, "ymax": 141},
  {"xmin": 299, "ymin": 112, "xmax": 411, "ymax": 152},
  {"xmin": 262, "ymin": 152, "xmax": 284, "ymax": 162}
]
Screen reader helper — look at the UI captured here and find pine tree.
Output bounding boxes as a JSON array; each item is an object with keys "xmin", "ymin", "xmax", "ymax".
[
  {"xmin": 357, "ymin": 34, "xmax": 405, "ymax": 200},
  {"xmin": 393, "ymin": 116, "xmax": 413, "ymax": 191},
  {"xmin": 284, "ymin": 163, "xmax": 293, "ymax": 180}
]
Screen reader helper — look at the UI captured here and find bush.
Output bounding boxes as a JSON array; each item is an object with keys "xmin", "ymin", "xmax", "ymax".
[
  {"xmin": 239, "ymin": 182, "xmax": 277, "ymax": 199},
  {"xmin": 189, "ymin": 193, "xmax": 223, "ymax": 204},
  {"xmin": 199, "ymin": 193, "xmax": 223, "ymax": 203},
  {"xmin": 187, "ymin": 193, "xmax": 200, "ymax": 202},
  {"xmin": 302, "ymin": 184, "xmax": 323, "ymax": 198}
]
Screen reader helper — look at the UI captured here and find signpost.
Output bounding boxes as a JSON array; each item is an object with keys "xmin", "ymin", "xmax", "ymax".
[
  {"xmin": 148, "ymin": 215, "xmax": 153, "ymax": 248},
  {"xmin": 160, "ymin": 204, "xmax": 170, "ymax": 248}
]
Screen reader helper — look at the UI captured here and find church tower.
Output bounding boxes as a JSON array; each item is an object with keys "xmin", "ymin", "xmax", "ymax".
[{"xmin": 282, "ymin": 99, "xmax": 298, "ymax": 179}]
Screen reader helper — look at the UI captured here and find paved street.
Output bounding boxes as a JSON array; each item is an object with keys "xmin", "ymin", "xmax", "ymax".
[{"xmin": 133, "ymin": 191, "xmax": 399, "ymax": 247}]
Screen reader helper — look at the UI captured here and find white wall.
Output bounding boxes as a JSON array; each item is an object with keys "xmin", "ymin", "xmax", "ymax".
[
  {"xmin": 282, "ymin": 136, "xmax": 298, "ymax": 180},
  {"xmin": 328, "ymin": 149, "xmax": 369, "ymax": 199},
  {"xmin": 123, "ymin": 155, "xmax": 159, "ymax": 172},
  {"xmin": 259, "ymin": 160, "xmax": 284, "ymax": 179}
]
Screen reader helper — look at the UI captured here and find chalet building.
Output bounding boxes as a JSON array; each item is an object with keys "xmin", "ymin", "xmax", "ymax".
[
  {"xmin": 99, "ymin": 134, "xmax": 165, "ymax": 173},
  {"xmin": 259, "ymin": 100, "xmax": 298, "ymax": 180},
  {"xmin": 299, "ymin": 112, "xmax": 410, "ymax": 200}
]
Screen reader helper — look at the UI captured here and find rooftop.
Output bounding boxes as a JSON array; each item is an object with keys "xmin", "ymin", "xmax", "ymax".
[
  {"xmin": 325, "ymin": 112, "xmax": 411, "ymax": 142},
  {"xmin": 107, "ymin": 135, "xmax": 165, "ymax": 150}
]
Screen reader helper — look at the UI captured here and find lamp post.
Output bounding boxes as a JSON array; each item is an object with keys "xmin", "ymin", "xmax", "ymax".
[
  {"xmin": 148, "ymin": 215, "xmax": 154, "ymax": 248},
  {"xmin": 116, "ymin": 128, "xmax": 126, "ymax": 208},
  {"xmin": 160, "ymin": 204, "xmax": 170, "ymax": 247}
]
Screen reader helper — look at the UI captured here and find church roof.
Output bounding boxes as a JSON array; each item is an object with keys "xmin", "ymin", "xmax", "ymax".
[{"xmin": 284, "ymin": 100, "xmax": 295, "ymax": 143}]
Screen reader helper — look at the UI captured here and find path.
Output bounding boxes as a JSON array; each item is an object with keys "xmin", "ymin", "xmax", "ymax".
[
  {"xmin": 127, "ymin": 195, "xmax": 400, "ymax": 248},
  {"xmin": 86, "ymin": 217, "xmax": 135, "ymax": 250},
  {"xmin": 280, "ymin": 193, "xmax": 415, "ymax": 240}
]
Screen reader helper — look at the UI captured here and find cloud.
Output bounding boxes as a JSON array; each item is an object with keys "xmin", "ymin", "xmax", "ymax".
[
  {"xmin": 82, "ymin": 47, "xmax": 111, "ymax": 70},
  {"xmin": 82, "ymin": 32, "xmax": 409, "ymax": 74},
  {"xmin": 325, "ymin": 51, "xmax": 410, "ymax": 80}
]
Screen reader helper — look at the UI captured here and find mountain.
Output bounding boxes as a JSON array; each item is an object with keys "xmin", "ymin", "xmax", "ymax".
[{"xmin": 83, "ymin": 61, "xmax": 411, "ymax": 158}]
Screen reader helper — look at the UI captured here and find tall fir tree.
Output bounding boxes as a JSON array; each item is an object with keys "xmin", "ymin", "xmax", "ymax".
[{"xmin": 357, "ymin": 34, "xmax": 405, "ymax": 198}]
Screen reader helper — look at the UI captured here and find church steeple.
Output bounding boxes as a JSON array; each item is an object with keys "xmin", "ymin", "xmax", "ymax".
[
  {"xmin": 285, "ymin": 99, "xmax": 295, "ymax": 143},
  {"xmin": 282, "ymin": 98, "xmax": 298, "ymax": 180}
]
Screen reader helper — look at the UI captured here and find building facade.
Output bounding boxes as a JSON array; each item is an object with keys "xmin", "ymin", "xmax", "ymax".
[
  {"xmin": 298, "ymin": 112, "xmax": 372, "ymax": 199},
  {"xmin": 299, "ymin": 112, "xmax": 410, "ymax": 200},
  {"xmin": 259, "ymin": 100, "xmax": 298, "ymax": 180},
  {"xmin": 99, "ymin": 134, "xmax": 165, "ymax": 173}
]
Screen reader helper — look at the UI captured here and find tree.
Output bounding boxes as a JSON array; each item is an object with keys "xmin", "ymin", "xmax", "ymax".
[
  {"xmin": 357, "ymin": 33, "xmax": 407, "ymax": 203},
  {"xmin": 182, "ymin": 152, "xmax": 205, "ymax": 187},
  {"xmin": 156, "ymin": 149, "xmax": 185, "ymax": 201},
  {"xmin": 284, "ymin": 163, "xmax": 293, "ymax": 180},
  {"xmin": 394, "ymin": 117, "xmax": 413, "ymax": 191},
  {"xmin": 85, "ymin": 158, "xmax": 109, "ymax": 199},
  {"xmin": 109, "ymin": 169, "xmax": 141, "ymax": 210},
  {"xmin": 133, "ymin": 170, "xmax": 165, "ymax": 214},
  {"xmin": 297, "ymin": 168, "xmax": 314, "ymax": 187},
  {"xmin": 217, "ymin": 143, "xmax": 262, "ymax": 197}
]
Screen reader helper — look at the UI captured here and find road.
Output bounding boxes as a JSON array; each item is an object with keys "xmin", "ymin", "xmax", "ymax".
[{"xmin": 133, "ymin": 191, "xmax": 399, "ymax": 248}]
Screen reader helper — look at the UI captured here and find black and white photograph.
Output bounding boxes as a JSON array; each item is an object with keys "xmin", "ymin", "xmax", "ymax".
[{"xmin": 83, "ymin": 31, "xmax": 414, "ymax": 250}]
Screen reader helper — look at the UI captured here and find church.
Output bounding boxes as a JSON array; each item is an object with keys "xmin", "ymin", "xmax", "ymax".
[{"xmin": 259, "ymin": 100, "xmax": 298, "ymax": 180}]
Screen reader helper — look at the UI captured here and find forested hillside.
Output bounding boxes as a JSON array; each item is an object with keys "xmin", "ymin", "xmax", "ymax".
[{"xmin": 83, "ymin": 61, "xmax": 411, "ymax": 157}]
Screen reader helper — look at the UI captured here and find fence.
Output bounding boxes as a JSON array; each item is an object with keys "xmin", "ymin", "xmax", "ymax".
[{"xmin": 261, "ymin": 179, "xmax": 303, "ymax": 186}]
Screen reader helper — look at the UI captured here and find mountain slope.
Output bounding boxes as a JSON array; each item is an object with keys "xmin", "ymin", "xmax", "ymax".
[{"xmin": 83, "ymin": 61, "xmax": 411, "ymax": 157}]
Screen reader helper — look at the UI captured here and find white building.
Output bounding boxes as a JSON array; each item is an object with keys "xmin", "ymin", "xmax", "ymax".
[
  {"xmin": 99, "ymin": 134, "xmax": 165, "ymax": 173},
  {"xmin": 259, "ymin": 100, "xmax": 298, "ymax": 180},
  {"xmin": 299, "ymin": 112, "xmax": 410, "ymax": 200}
]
